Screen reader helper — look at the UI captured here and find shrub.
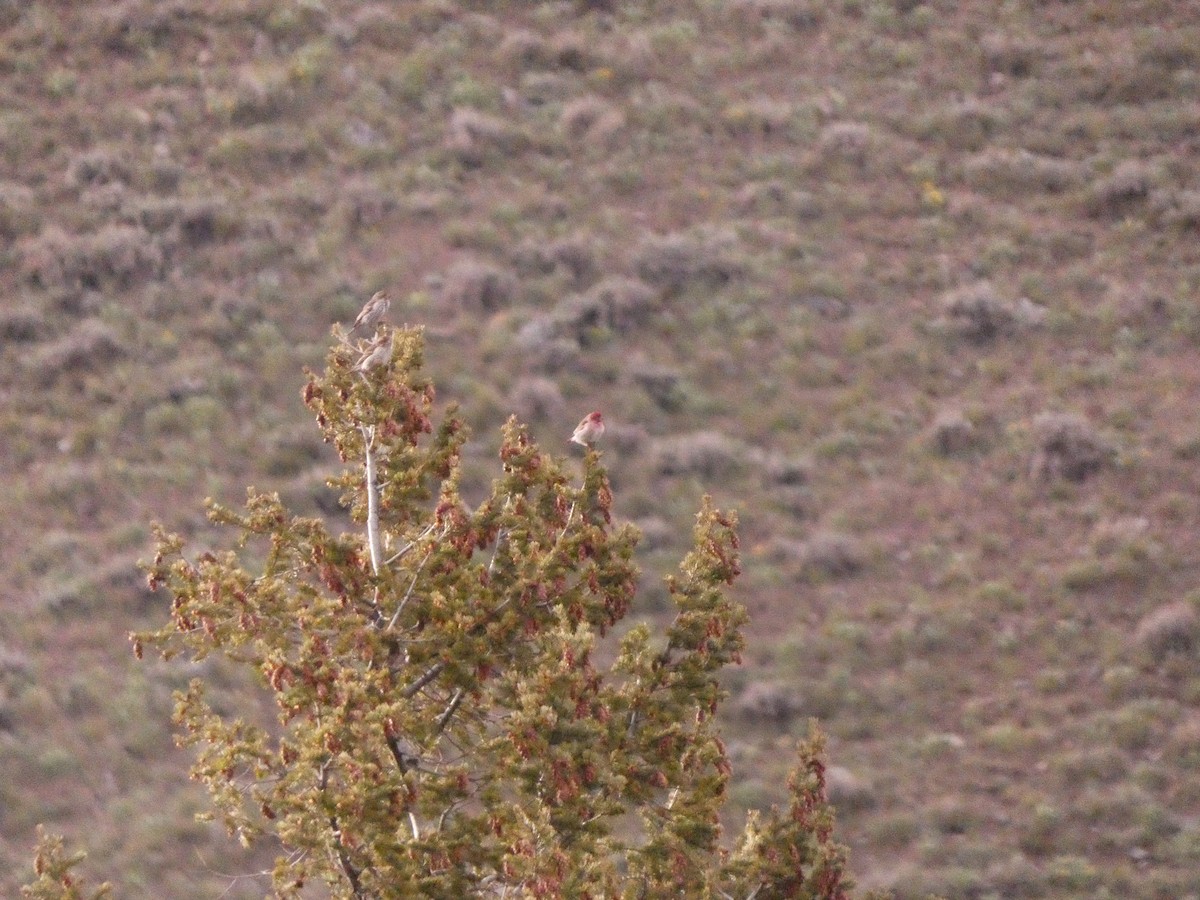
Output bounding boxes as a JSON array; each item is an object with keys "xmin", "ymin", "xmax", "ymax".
[
  {"xmin": 559, "ymin": 95, "xmax": 625, "ymax": 148},
  {"xmin": 917, "ymin": 97, "xmax": 1006, "ymax": 151},
  {"xmin": 651, "ymin": 430, "xmax": 748, "ymax": 479},
  {"xmin": 1137, "ymin": 31, "xmax": 1200, "ymax": 72},
  {"xmin": 497, "ymin": 28, "xmax": 552, "ymax": 70},
  {"xmin": 733, "ymin": 679, "xmax": 804, "ymax": 723},
  {"xmin": 84, "ymin": 224, "xmax": 165, "ymax": 287},
  {"xmin": 1133, "ymin": 602, "xmax": 1200, "ymax": 659},
  {"xmin": 0, "ymin": 642, "xmax": 32, "ymax": 684},
  {"xmin": 513, "ymin": 318, "xmax": 582, "ymax": 373},
  {"xmin": 929, "ymin": 800, "xmax": 977, "ymax": 836},
  {"xmin": 631, "ymin": 361, "xmax": 686, "ymax": 412},
  {"xmin": 66, "ymin": 147, "xmax": 131, "ymax": 188},
  {"xmin": 148, "ymin": 156, "xmax": 184, "ymax": 194},
  {"xmin": 30, "ymin": 321, "xmax": 125, "ymax": 384},
  {"xmin": 603, "ymin": 422, "xmax": 649, "ymax": 454},
  {"xmin": 1046, "ymin": 855, "xmax": 1101, "ymax": 891},
  {"xmin": 722, "ymin": 99, "xmax": 799, "ymax": 139},
  {"xmin": 929, "ymin": 410, "xmax": 978, "ymax": 456},
  {"xmin": 632, "ymin": 515, "xmax": 673, "ymax": 552},
  {"xmin": 341, "ymin": 178, "xmax": 400, "ymax": 230},
  {"xmin": 1082, "ymin": 53, "xmax": 1183, "ymax": 105},
  {"xmin": 445, "ymin": 107, "xmax": 528, "ymax": 167},
  {"xmin": 137, "ymin": 197, "xmax": 231, "ymax": 246},
  {"xmin": 220, "ymin": 68, "xmax": 292, "ymax": 125},
  {"xmin": 980, "ymin": 32, "xmax": 1041, "ymax": 78},
  {"xmin": 513, "ymin": 234, "xmax": 599, "ymax": 286},
  {"xmin": 962, "ymin": 148, "xmax": 1084, "ymax": 197},
  {"xmin": 1085, "ymin": 159, "xmax": 1158, "ymax": 218},
  {"xmin": 825, "ymin": 766, "xmax": 876, "ymax": 812},
  {"xmin": 79, "ymin": 181, "xmax": 129, "ymax": 218},
  {"xmin": 177, "ymin": 199, "xmax": 231, "ymax": 246},
  {"xmin": 818, "ymin": 122, "xmax": 872, "ymax": 166},
  {"xmin": 586, "ymin": 276, "xmax": 659, "ymax": 333},
  {"xmin": 19, "ymin": 224, "xmax": 164, "ymax": 293},
  {"xmin": 730, "ymin": 0, "xmax": 824, "ymax": 30},
  {"xmin": 866, "ymin": 812, "xmax": 920, "ymax": 850},
  {"xmin": 1166, "ymin": 717, "xmax": 1200, "ymax": 769},
  {"xmin": 981, "ymin": 854, "xmax": 1047, "ymax": 898},
  {"xmin": 1091, "ymin": 515, "xmax": 1150, "ymax": 556},
  {"xmin": 519, "ymin": 278, "xmax": 659, "ymax": 352},
  {"xmin": 733, "ymin": 180, "xmax": 822, "ymax": 219},
  {"xmin": 507, "ymin": 376, "xmax": 565, "ymax": 423},
  {"xmin": 18, "ymin": 226, "xmax": 75, "ymax": 291},
  {"xmin": 438, "ymin": 259, "xmax": 519, "ymax": 313},
  {"xmin": 1102, "ymin": 701, "xmax": 1175, "ymax": 753},
  {"xmin": 1029, "ymin": 412, "xmax": 1115, "ymax": 482},
  {"xmin": 261, "ymin": 429, "xmax": 325, "ymax": 478},
  {"xmin": 0, "ymin": 307, "xmax": 46, "ymax": 343},
  {"xmin": 345, "ymin": 6, "xmax": 407, "ymax": 50},
  {"xmin": 210, "ymin": 123, "xmax": 328, "ymax": 175},
  {"xmin": 548, "ymin": 27, "xmax": 602, "ymax": 72},
  {"xmin": 516, "ymin": 70, "xmax": 579, "ymax": 107},
  {"xmin": 1019, "ymin": 803, "xmax": 1064, "ymax": 857},
  {"xmin": 633, "ymin": 227, "xmax": 745, "ymax": 294},
  {"xmin": 1150, "ymin": 187, "xmax": 1200, "ymax": 231},
  {"xmin": 1049, "ymin": 745, "xmax": 1128, "ymax": 786},
  {"xmin": 942, "ymin": 281, "xmax": 1045, "ymax": 343},
  {"xmin": 761, "ymin": 453, "xmax": 812, "ymax": 487},
  {"xmin": 0, "ymin": 181, "xmax": 39, "ymax": 239},
  {"xmin": 546, "ymin": 293, "xmax": 609, "ymax": 347},
  {"xmin": 797, "ymin": 532, "xmax": 867, "ymax": 579}
]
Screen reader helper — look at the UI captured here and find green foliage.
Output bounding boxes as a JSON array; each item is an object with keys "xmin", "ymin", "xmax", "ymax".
[
  {"xmin": 134, "ymin": 327, "xmax": 859, "ymax": 898},
  {"xmin": 21, "ymin": 828, "xmax": 110, "ymax": 900}
]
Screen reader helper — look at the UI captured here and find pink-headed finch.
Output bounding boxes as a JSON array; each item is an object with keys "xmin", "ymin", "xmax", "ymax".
[{"xmin": 570, "ymin": 411, "xmax": 605, "ymax": 447}]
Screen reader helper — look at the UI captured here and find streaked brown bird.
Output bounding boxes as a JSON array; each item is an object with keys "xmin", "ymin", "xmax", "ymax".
[
  {"xmin": 354, "ymin": 330, "xmax": 394, "ymax": 373},
  {"xmin": 350, "ymin": 290, "xmax": 391, "ymax": 335},
  {"xmin": 570, "ymin": 411, "xmax": 605, "ymax": 447}
]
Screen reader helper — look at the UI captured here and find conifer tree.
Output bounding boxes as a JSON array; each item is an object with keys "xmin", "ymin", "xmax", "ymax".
[
  {"xmin": 135, "ymin": 325, "xmax": 864, "ymax": 898},
  {"xmin": 21, "ymin": 828, "xmax": 111, "ymax": 899}
]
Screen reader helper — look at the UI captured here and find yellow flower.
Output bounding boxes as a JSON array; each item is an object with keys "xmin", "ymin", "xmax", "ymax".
[{"xmin": 920, "ymin": 179, "xmax": 946, "ymax": 210}]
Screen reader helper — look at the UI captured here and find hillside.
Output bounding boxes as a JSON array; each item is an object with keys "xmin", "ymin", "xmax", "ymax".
[{"xmin": 3, "ymin": 0, "xmax": 1200, "ymax": 896}]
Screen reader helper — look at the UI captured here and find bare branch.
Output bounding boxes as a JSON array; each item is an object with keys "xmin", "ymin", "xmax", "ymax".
[
  {"xmin": 385, "ymin": 521, "xmax": 438, "ymax": 565},
  {"xmin": 383, "ymin": 734, "xmax": 423, "ymax": 841},
  {"xmin": 385, "ymin": 734, "xmax": 419, "ymax": 775},
  {"xmin": 547, "ymin": 501, "xmax": 577, "ymax": 560},
  {"xmin": 319, "ymin": 760, "xmax": 365, "ymax": 898},
  {"xmin": 361, "ymin": 425, "xmax": 382, "ymax": 577},
  {"xmin": 386, "ymin": 548, "xmax": 433, "ymax": 631},
  {"xmin": 487, "ymin": 528, "xmax": 507, "ymax": 575},
  {"xmin": 434, "ymin": 688, "xmax": 465, "ymax": 737},
  {"xmin": 330, "ymin": 817, "xmax": 365, "ymax": 899},
  {"xmin": 402, "ymin": 662, "xmax": 445, "ymax": 698}
]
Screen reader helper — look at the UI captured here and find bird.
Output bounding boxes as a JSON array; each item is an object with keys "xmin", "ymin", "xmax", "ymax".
[
  {"xmin": 570, "ymin": 411, "xmax": 605, "ymax": 447},
  {"xmin": 350, "ymin": 290, "xmax": 391, "ymax": 335},
  {"xmin": 354, "ymin": 331, "xmax": 393, "ymax": 373}
]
